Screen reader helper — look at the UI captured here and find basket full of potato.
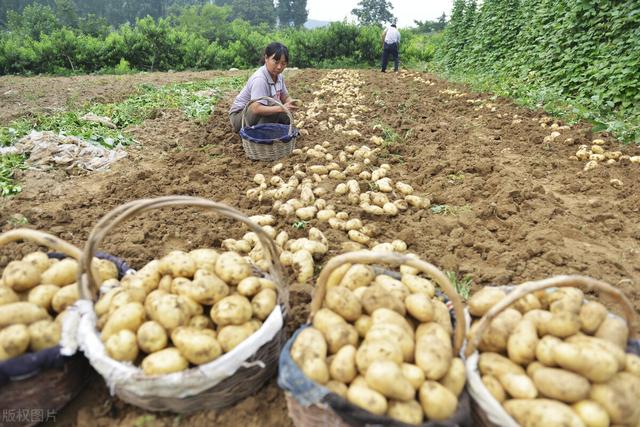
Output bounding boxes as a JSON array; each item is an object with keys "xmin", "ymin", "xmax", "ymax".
[
  {"xmin": 278, "ymin": 250, "xmax": 472, "ymax": 426},
  {"xmin": 73, "ymin": 196, "xmax": 289, "ymax": 413},
  {"xmin": 0, "ymin": 229, "xmax": 127, "ymax": 426},
  {"xmin": 464, "ymin": 275, "xmax": 640, "ymax": 427}
]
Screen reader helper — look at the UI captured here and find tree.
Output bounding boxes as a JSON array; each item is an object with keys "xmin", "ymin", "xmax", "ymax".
[
  {"xmin": 351, "ymin": 0, "xmax": 394, "ymax": 26},
  {"xmin": 55, "ymin": 0, "xmax": 79, "ymax": 28},
  {"xmin": 277, "ymin": 0, "xmax": 307, "ymax": 27},
  {"xmin": 229, "ymin": 0, "xmax": 276, "ymax": 27}
]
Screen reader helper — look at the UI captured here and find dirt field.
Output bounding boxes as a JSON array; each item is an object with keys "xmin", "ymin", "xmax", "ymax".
[{"xmin": 1, "ymin": 68, "xmax": 639, "ymax": 427}]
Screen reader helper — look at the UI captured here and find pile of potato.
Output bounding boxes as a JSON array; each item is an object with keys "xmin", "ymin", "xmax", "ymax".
[
  {"xmin": 0, "ymin": 251, "xmax": 117, "ymax": 361},
  {"xmin": 468, "ymin": 286, "xmax": 640, "ymax": 426},
  {"xmin": 290, "ymin": 262, "xmax": 465, "ymax": 424},
  {"xmin": 94, "ymin": 248, "xmax": 279, "ymax": 376}
]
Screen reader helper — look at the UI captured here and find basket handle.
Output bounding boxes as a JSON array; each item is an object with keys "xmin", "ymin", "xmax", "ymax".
[
  {"xmin": 312, "ymin": 250, "xmax": 466, "ymax": 354},
  {"xmin": 0, "ymin": 228, "xmax": 82, "ymax": 260},
  {"xmin": 241, "ymin": 96, "xmax": 294, "ymax": 136},
  {"xmin": 463, "ymin": 275, "xmax": 639, "ymax": 357},
  {"xmin": 78, "ymin": 196, "xmax": 288, "ymax": 310}
]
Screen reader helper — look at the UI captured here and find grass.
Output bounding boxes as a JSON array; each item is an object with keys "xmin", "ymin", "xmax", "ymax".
[
  {"xmin": 0, "ymin": 154, "xmax": 26, "ymax": 196},
  {"xmin": 445, "ymin": 271, "xmax": 473, "ymax": 300},
  {"xmin": 292, "ymin": 220, "xmax": 308, "ymax": 230},
  {"xmin": 430, "ymin": 204, "xmax": 472, "ymax": 215}
]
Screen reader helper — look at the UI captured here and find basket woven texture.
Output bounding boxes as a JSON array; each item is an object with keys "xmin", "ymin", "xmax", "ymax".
[
  {"xmin": 280, "ymin": 250, "xmax": 471, "ymax": 427},
  {"xmin": 76, "ymin": 196, "xmax": 289, "ymax": 413},
  {"xmin": 240, "ymin": 96, "xmax": 298, "ymax": 161},
  {"xmin": 463, "ymin": 275, "xmax": 640, "ymax": 427}
]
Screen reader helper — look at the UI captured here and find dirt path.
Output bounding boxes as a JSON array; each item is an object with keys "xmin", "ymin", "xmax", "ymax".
[{"xmin": 1, "ymin": 68, "xmax": 639, "ymax": 426}]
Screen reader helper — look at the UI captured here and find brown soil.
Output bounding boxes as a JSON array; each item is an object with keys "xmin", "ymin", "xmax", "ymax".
[{"xmin": 1, "ymin": 68, "xmax": 639, "ymax": 427}]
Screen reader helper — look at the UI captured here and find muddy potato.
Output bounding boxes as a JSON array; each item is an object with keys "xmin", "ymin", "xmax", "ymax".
[
  {"xmin": 330, "ymin": 344, "xmax": 357, "ymax": 383},
  {"xmin": 51, "ymin": 284, "xmax": 79, "ymax": 313},
  {"xmin": 374, "ymin": 275, "xmax": 409, "ymax": 301},
  {"xmin": 354, "ymin": 315, "xmax": 372, "ymax": 338},
  {"xmin": 387, "ymin": 399, "xmax": 423, "ymax": 425},
  {"xmin": 533, "ymin": 367, "xmax": 590, "ymax": 403},
  {"xmin": 468, "ymin": 287, "xmax": 506, "ymax": 317},
  {"xmin": 594, "ymin": 316, "xmax": 629, "ymax": 350},
  {"xmin": 217, "ymin": 321, "xmax": 261, "ymax": 353},
  {"xmin": 189, "ymin": 248, "xmax": 219, "ymax": 273},
  {"xmin": 513, "ymin": 294, "xmax": 542, "ymax": 314},
  {"xmin": 22, "ymin": 252, "xmax": 52, "ymax": 273},
  {"xmin": 536, "ymin": 335, "xmax": 561, "ymax": 366},
  {"xmin": 553, "ymin": 342, "xmax": 618, "ymax": 383},
  {"xmin": 366, "ymin": 360, "xmax": 415, "ymax": 401},
  {"xmin": 439, "ymin": 357, "xmax": 466, "ymax": 397},
  {"xmin": 572, "ymin": 400, "xmax": 610, "ymax": 427},
  {"xmin": 366, "ymin": 323, "xmax": 414, "ymax": 363},
  {"xmin": 291, "ymin": 327, "xmax": 327, "ymax": 364},
  {"xmin": 565, "ymin": 335, "xmax": 626, "ymax": 369},
  {"xmin": 371, "ymin": 308, "xmax": 414, "ymax": 337},
  {"xmin": 2, "ymin": 260, "xmax": 41, "ymax": 291},
  {"xmin": 106, "ymin": 329, "xmax": 139, "ymax": 362},
  {"xmin": 504, "ymin": 399, "xmax": 586, "ymax": 427},
  {"xmin": 101, "ymin": 302, "xmax": 145, "ymax": 340},
  {"xmin": 176, "ymin": 270, "xmax": 229, "ymax": 305},
  {"xmin": 27, "ymin": 284, "xmax": 59, "ymax": 311},
  {"xmin": 507, "ymin": 319, "xmax": 539, "ymax": 365},
  {"xmin": 171, "ymin": 326, "xmax": 222, "ymax": 364},
  {"xmin": 41, "ymin": 258, "xmax": 78, "ymax": 287},
  {"xmin": 415, "ymin": 323, "xmax": 452, "ymax": 380},
  {"xmin": 159, "ymin": 251, "xmax": 197, "ymax": 278},
  {"xmin": 325, "ymin": 380, "xmax": 348, "ymax": 398},
  {"xmin": 431, "ymin": 299, "xmax": 453, "ymax": 335},
  {"xmin": 482, "ymin": 375, "xmax": 506, "ymax": 403},
  {"xmin": 0, "ymin": 286, "xmax": 20, "ymax": 306},
  {"xmin": 189, "ymin": 314, "xmax": 214, "ymax": 329},
  {"xmin": 526, "ymin": 362, "xmax": 545, "ymax": 378},
  {"xmin": 549, "ymin": 288, "xmax": 584, "ymax": 314},
  {"xmin": 361, "ymin": 284, "xmax": 406, "ymax": 316},
  {"xmin": 523, "ymin": 309, "xmax": 552, "ymax": 336},
  {"xmin": 579, "ymin": 301, "xmax": 608, "ymax": 334},
  {"xmin": 590, "ymin": 372, "xmax": 640, "ymax": 425},
  {"xmin": 626, "ymin": 353, "xmax": 640, "ymax": 376},
  {"xmin": 478, "ymin": 352, "xmax": 526, "ymax": 377},
  {"xmin": 347, "ymin": 384, "xmax": 388, "ymax": 416},
  {"xmin": 92, "ymin": 258, "xmax": 118, "ymax": 282},
  {"xmin": 544, "ymin": 311, "xmax": 581, "ymax": 338},
  {"xmin": 499, "ymin": 373, "xmax": 538, "ymax": 398},
  {"xmin": 405, "ymin": 293, "xmax": 434, "ymax": 322},
  {"xmin": 141, "ymin": 347, "xmax": 189, "ymax": 376},
  {"xmin": 211, "ymin": 294, "xmax": 252, "ymax": 326},
  {"xmin": 237, "ymin": 277, "xmax": 262, "ymax": 297},
  {"xmin": 419, "ymin": 381, "xmax": 458, "ymax": 421},
  {"xmin": 28, "ymin": 319, "xmax": 61, "ymax": 351},
  {"xmin": 324, "ymin": 287, "xmax": 361, "ymax": 322},
  {"xmin": 0, "ymin": 302, "xmax": 50, "ymax": 328},
  {"xmin": 136, "ymin": 321, "xmax": 167, "ymax": 353},
  {"xmin": 214, "ymin": 252, "xmax": 252, "ymax": 285},
  {"xmin": 95, "ymin": 288, "xmax": 121, "ymax": 317},
  {"xmin": 356, "ymin": 339, "xmax": 403, "ymax": 374},
  {"xmin": 0, "ymin": 324, "xmax": 30, "ymax": 358},
  {"xmin": 338, "ymin": 264, "xmax": 375, "ymax": 290},
  {"xmin": 124, "ymin": 260, "xmax": 162, "ymax": 294},
  {"xmin": 477, "ymin": 308, "xmax": 522, "ymax": 352},
  {"xmin": 251, "ymin": 288, "xmax": 277, "ymax": 321}
]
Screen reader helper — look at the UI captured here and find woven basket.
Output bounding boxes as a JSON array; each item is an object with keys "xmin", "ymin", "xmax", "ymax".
[
  {"xmin": 463, "ymin": 275, "xmax": 640, "ymax": 427},
  {"xmin": 240, "ymin": 96, "xmax": 297, "ymax": 161},
  {"xmin": 0, "ymin": 229, "xmax": 92, "ymax": 427},
  {"xmin": 281, "ymin": 250, "xmax": 470, "ymax": 427},
  {"xmin": 75, "ymin": 195, "xmax": 289, "ymax": 413}
]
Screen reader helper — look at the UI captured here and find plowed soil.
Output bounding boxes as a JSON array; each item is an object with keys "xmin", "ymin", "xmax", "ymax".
[{"xmin": 1, "ymin": 68, "xmax": 639, "ymax": 427}]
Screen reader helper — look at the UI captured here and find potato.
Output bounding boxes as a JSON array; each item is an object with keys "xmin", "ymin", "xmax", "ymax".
[
  {"xmin": 482, "ymin": 375, "xmax": 506, "ymax": 403},
  {"xmin": 365, "ymin": 360, "xmax": 415, "ymax": 401},
  {"xmin": 590, "ymin": 372, "xmax": 640, "ymax": 425},
  {"xmin": 108, "ymin": 288, "xmax": 146, "ymax": 317},
  {"xmin": 439, "ymin": 357, "xmax": 466, "ymax": 397},
  {"xmin": 217, "ymin": 321, "xmax": 261, "ymax": 353},
  {"xmin": 523, "ymin": 309, "xmax": 552, "ymax": 336},
  {"xmin": 513, "ymin": 294, "xmax": 542, "ymax": 314},
  {"xmin": 401, "ymin": 363, "xmax": 425, "ymax": 390},
  {"xmin": 626, "ymin": 353, "xmax": 640, "ymax": 376},
  {"xmin": 347, "ymin": 384, "xmax": 388, "ymax": 416},
  {"xmin": 330, "ymin": 344, "xmax": 357, "ymax": 383},
  {"xmin": 22, "ymin": 251, "xmax": 52, "ymax": 273},
  {"xmin": 478, "ymin": 352, "xmax": 526, "ymax": 377},
  {"xmin": 28, "ymin": 319, "xmax": 61, "ymax": 351},
  {"xmin": 572, "ymin": 400, "xmax": 610, "ymax": 427},
  {"xmin": 41, "ymin": 258, "xmax": 78, "ymax": 287},
  {"xmin": 0, "ymin": 302, "xmax": 50, "ymax": 327},
  {"xmin": 210, "ymin": 294, "xmax": 252, "ymax": 326},
  {"xmin": 324, "ymin": 287, "xmax": 361, "ymax": 322},
  {"xmin": 374, "ymin": 275, "xmax": 409, "ymax": 301},
  {"xmin": 549, "ymin": 288, "xmax": 583, "ymax": 314},
  {"xmin": 366, "ymin": 323, "xmax": 414, "ymax": 363},
  {"xmin": 356, "ymin": 339, "xmax": 403, "ymax": 374},
  {"xmin": 499, "ymin": 373, "xmax": 537, "ymax": 398},
  {"xmin": 214, "ymin": 252, "xmax": 252, "ymax": 285},
  {"xmin": 136, "ymin": 321, "xmax": 167, "ymax": 353},
  {"xmin": 174, "ymin": 270, "xmax": 229, "ymax": 305},
  {"xmin": 594, "ymin": 316, "xmax": 629, "ymax": 350},
  {"xmin": 361, "ymin": 284, "xmax": 406, "ymax": 316},
  {"xmin": 405, "ymin": 293, "xmax": 434, "ymax": 322},
  {"xmin": 387, "ymin": 399, "xmax": 423, "ymax": 425},
  {"xmin": 477, "ymin": 308, "xmax": 522, "ymax": 352},
  {"xmin": 419, "ymin": 381, "xmax": 458, "ymax": 420},
  {"xmin": 553, "ymin": 342, "xmax": 618, "ymax": 383},
  {"xmin": 147, "ymin": 294, "xmax": 191, "ymax": 331},
  {"xmin": 95, "ymin": 287, "xmax": 121, "ymax": 317},
  {"xmin": 92, "ymin": 258, "xmax": 118, "ymax": 282},
  {"xmin": 545, "ymin": 311, "xmax": 581, "ymax": 338},
  {"xmin": 526, "ymin": 362, "xmax": 545, "ymax": 377},
  {"xmin": 106, "ymin": 329, "xmax": 139, "ymax": 362},
  {"xmin": 0, "ymin": 286, "xmax": 20, "ymax": 306},
  {"xmin": 371, "ymin": 308, "xmax": 414, "ymax": 337},
  {"xmin": 533, "ymin": 367, "xmax": 590, "ymax": 403},
  {"xmin": 158, "ymin": 251, "xmax": 197, "ymax": 278},
  {"xmin": 141, "ymin": 347, "xmax": 189, "ymax": 376},
  {"xmin": 312, "ymin": 309, "xmax": 358, "ymax": 354},
  {"xmin": 291, "ymin": 327, "xmax": 327, "ymax": 364},
  {"xmin": 101, "ymin": 302, "xmax": 145, "ymax": 341},
  {"xmin": 325, "ymin": 380, "xmax": 348, "ymax": 398},
  {"xmin": 189, "ymin": 248, "xmax": 219, "ymax": 273},
  {"xmin": 504, "ymin": 399, "xmax": 586, "ymax": 427},
  {"xmin": 2, "ymin": 260, "xmax": 41, "ymax": 292},
  {"xmin": 172, "ymin": 326, "xmax": 222, "ymax": 364},
  {"xmin": 565, "ymin": 335, "xmax": 626, "ymax": 369},
  {"xmin": 432, "ymin": 299, "xmax": 454, "ymax": 335},
  {"xmin": 354, "ymin": 315, "xmax": 372, "ymax": 338},
  {"xmin": 237, "ymin": 277, "xmax": 262, "ymax": 297},
  {"xmin": 507, "ymin": 319, "xmax": 538, "ymax": 365},
  {"xmin": 579, "ymin": 301, "xmax": 608, "ymax": 334},
  {"xmin": 188, "ymin": 314, "xmax": 214, "ymax": 330},
  {"xmin": 51, "ymin": 283, "xmax": 79, "ymax": 313},
  {"xmin": 415, "ymin": 323, "xmax": 452, "ymax": 380},
  {"xmin": 27, "ymin": 284, "xmax": 60, "ymax": 311},
  {"xmin": 123, "ymin": 260, "xmax": 161, "ymax": 294},
  {"xmin": 0, "ymin": 324, "xmax": 30, "ymax": 358},
  {"xmin": 339, "ymin": 264, "xmax": 375, "ymax": 290},
  {"xmin": 536, "ymin": 335, "xmax": 561, "ymax": 366},
  {"xmin": 468, "ymin": 287, "xmax": 506, "ymax": 317}
]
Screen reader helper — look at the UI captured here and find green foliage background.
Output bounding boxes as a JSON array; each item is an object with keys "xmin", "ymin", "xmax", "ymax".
[{"xmin": 437, "ymin": 0, "xmax": 640, "ymax": 144}]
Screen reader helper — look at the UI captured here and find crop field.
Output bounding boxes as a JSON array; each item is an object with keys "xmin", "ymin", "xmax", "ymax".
[{"xmin": 0, "ymin": 68, "xmax": 639, "ymax": 426}]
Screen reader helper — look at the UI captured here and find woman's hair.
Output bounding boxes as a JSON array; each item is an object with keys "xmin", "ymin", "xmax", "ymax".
[{"xmin": 260, "ymin": 42, "xmax": 289, "ymax": 65}]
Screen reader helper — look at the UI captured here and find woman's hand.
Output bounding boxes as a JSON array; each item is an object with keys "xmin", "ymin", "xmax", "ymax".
[{"xmin": 284, "ymin": 100, "xmax": 299, "ymax": 112}]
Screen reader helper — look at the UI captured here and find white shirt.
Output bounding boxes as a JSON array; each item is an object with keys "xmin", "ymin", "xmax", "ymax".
[
  {"xmin": 384, "ymin": 26, "xmax": 401, "ymax": 44},
  {"xmin": 229, "ymin": 65, "xmax": 288, "ymax": 114}
]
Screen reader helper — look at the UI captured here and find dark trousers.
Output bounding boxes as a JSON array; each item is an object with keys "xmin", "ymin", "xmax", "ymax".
[{"xmin": 381, "ymin": 42, "xmax": 399, "ymax": 72}]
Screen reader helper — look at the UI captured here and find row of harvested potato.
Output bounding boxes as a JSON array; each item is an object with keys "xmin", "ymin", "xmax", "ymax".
[
  {"xmin": 291, "ymin": 262, "xmax": 465, "ymax": 425},
  {"xmin": 94, "ymin": 248, "xmax": 279, "ymax": 376},
  {"xmin": 0, "ymin": 251, "xmax": 118, "ymax": 360},
  {"xmin": 468, "ymin": 286, "xmax": 640, "ymax": 426}
]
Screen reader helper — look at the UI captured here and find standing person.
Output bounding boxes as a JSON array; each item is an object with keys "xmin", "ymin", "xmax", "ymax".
[
  {"xmin": 381, "ymin": 23, "xmax": 401, "ymax": 73},
  {"xmin": 229, "ymin": 42, "xmax": 298, "ymax": 133}
]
